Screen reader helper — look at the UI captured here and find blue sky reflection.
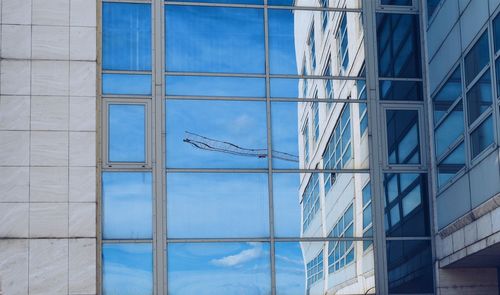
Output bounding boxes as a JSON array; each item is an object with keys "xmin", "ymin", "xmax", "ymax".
[
  {"xmin": 167, "ymin": 173, "xmax": 269, "ymax": 238},
  {"xmin": 165, "ymin": 99, "xmax": 268, "ymax": 168},
  {"xmin": 168, "ymin": 242, "xmax": 271, "ymax": 295},
  {"xmin": 103, "ymin": 243, "xmax": 153, "ymax": 295},
  {"xmin": 165, "ymin": 6, "xmax": 265, "ymax": 73}
]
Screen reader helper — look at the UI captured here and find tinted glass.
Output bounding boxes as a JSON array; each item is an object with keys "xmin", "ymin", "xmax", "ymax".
[
  {"xmin": 102, "ymin": 74, "xmax": 152, "ymax": 96},
  {"xmin": 102, "ymin": 172, "xmax": 152, "ymax": 239},
  {"xmin": 167, "ymin": 173, "xmax": 269, "ymax": 238},
  {"xmin": 377, "ymin": 13, "xmax": 421, "ymax": 78},
  {"xmin": 379, "ymin": 80, "xmax": 423, "ymax": 101},
  {"xmin": 165, "ymin": 76, "xmax": 265, "ymax": 98},
  {"xmin": 165, "ymin": 6, "xmax": 265, "ymax": 74},
  {"xmin": 437, "ymin": 142, "xmax": 465, "ymax": 188},
  {"xmin": 495, "ymin": 13, "xmax": 500, "ymax": 53},
  {"xmin": 386, "ymin": 240, "xmax": 434, "ymax": 293},
  {"xmin": 464, "ymin": 32, "xmax": 489, "ymax": 86},
  {"xmin": 102, "ymin": 3, "xmax": 151, "ymax": 71},
  {"xmin": 384, "ymin": 174, "xmax": 430, "ymax": 237},
  {"xmin": 168, "ymin": 243, "xmax": 271, "ymax": 295},
  {"xmin": 471, "ymin": 115, "xmax": 494, "ymax": 158},
  {"xmin": 466, "ymin": 70, "xmax": 492, "ymax": 125},
  {"xmin": 496, "ymin": 58, "xmax": 500, "ymax": 98},
  {"xmin": 165, "ymin": 99, "xmax": 267, "ymax": 168},
  {"xmin": 108, "ymin": 104, "xmax": 146, "ymax": 163},
  {"xmin": 103, "ymin": 243, "xmax": 153, "ymax": 295},
  {"xmin": 433, "ymin": 66, "xmax": 461, "ymax": 123},
  {"xmin": 386, "ymin": 110, "xmax": 420, "ymax": 165},
  {"xmin": 381, "ymin": 0, "xmax": 412, "ymax": 5},
  {"xmin": 434, "ymin": 103, "xmax": 463, "ymax": 159},
  {"xmin": 427, "ymin": 0, "xmax": 440, "ymax": 18},
  {"xmin": 270, "ymin": 78, "xmax": 363, "ymax": 99},
  {"xmin": 166, "ymin": 0, "xmax": 262, "ymax": 4}
]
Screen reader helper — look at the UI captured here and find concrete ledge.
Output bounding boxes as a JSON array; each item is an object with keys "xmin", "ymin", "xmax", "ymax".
[{"xmin": 439, "ymin": 193, "xmax": 500, "ymax": 238}]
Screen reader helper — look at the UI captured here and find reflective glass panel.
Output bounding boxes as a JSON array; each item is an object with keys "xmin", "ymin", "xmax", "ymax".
[
  {"xmin": 102, "ymin": 172, "xmax": 152, "ymax": 239},
  {"xmin": 272, "ymin": 102, "xmax": 368, "ymax": 169},
  {"xmin": 269, "ymin": 10, "xmax": 363, "ymax": 75},
  {"xmin": 495, "ymin": 13, "xmax": 500, "ymax": 53},
  {"xmin": 427, "ymin": 0, "xmax": 440, "ymax": 18},
  {"xmin": 384, "ymin": 173, "xmax": 430, "ymax": 237},
  {"xmin": 471, "ymin": 115, "xmax": 494, "ymax": 158},
  {"xmin": 103, "ymin": 243, "xmax": 153, "ymax": 295},
  {"xmin": 496, "ymin": 58, "xmax": 500, "ymax": 98},
  {"xmin": 165, "ymin": 76, "xmax": 265, "ymax": 98},
  {"xmin": 433, "ymin": 66, "xmax": 462, "ymax": 123},
  {"xmin": 381, "ymin": 0, "xmax": 412, "ymax": 4},
  {"xmin": 165, "ymin": 6, "xmax": 265, "ymax": 74},
  {"xmin": 168, "ymin": 243, "xmax": 271, "ymax": 295},
  {"xmin": 273, "ymin": 173, "xmax": 370, "ymax": 238},
  {"xmin": 166, "ymin": 0, "xmax": 262, "ymax": 4},
  {"xmin": 466, "ymin": 70, "xmax": 492, "ymax": 125},
  {"xmin": 167, "ymin": 173, "xmax": 269, "ymax": 238},
  {"xmin": 464, "ymin": 32, "xmax": 489, "ymax": 86},
  {"xmin": 386, "ymin": 240, "xmax": 434, "ymax": 293},
  {"xmin": 102, "ymin": 74, "xmax": 152, "ymax": 96},
  {"xmin": 386, "ymin": 110, "xmax": 420, "ymax": 165},
  {"xmin": 376, "ymin": 13, "xmax": 421, "ymax": 78},
  {"xmin": 434, "ymin": 103, "xmax": 463, "ymax": 159},
  {"xmin": 379, "ymin": 80, "xmax": 423, "ymax": 101},
  {"xmin": 102, "ymin": 3, "xmax": 151, "ymax": 71},
  {"xmin": 437, "ymin": 142, "xmax": 465, "ymax": 188},
  {"xmin": 108, "ymin": 104, "xmax": 146, "ymax": 163},
  {"xmin": 165, "ymin": 99, "xmax": 267, "ymax": 168},
  {"xmin": 270, "ymin": 78, "xmax": 365, "ymax": 100}
]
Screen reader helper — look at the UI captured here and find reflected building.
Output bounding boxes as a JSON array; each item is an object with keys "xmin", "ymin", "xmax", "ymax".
[{"xmin": 293, "ymin": 1, "xmax": 374, "ymax": 294}]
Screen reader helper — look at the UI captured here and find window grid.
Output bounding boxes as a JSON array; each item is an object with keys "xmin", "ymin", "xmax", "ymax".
[
  {"xmin": 323, "ymin": 104, "xmax": 352, "ymax": 193},
  {"xmin": 328, "ymin": 204, "xmax": 355, "ymax": 273},
  {"xmin": 302, "ymin": 173, "xmax": 321, "ymax": 231},
  {"xmin": 306, "ymin": 250, "xmax": 324, "ymax": 288}
]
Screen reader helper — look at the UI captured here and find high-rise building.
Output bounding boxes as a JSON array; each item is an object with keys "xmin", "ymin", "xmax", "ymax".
[{"xmin": 0, "ymin": 0, "xmax": 499, "ymax": 294}]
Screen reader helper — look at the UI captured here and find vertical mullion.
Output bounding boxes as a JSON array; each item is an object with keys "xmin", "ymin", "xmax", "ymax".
[
  {"xmin": 362, "ymin": 0, "xmax": 389, "ymax": 294},
  {"xmin": 153, "ymin": 0, "xmax": 166, "ymax": 294},
  {"xmin": 263, "ymin": 4, "xmax": 277, "ymax": 295}
]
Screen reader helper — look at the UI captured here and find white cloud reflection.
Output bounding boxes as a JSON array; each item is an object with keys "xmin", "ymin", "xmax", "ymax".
[{"xmin": 211, "ymin": 242, "xmax": 264, "ymax": 267}]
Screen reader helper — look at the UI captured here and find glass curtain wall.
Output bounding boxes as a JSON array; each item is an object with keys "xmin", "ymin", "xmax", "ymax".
[{"xmin": 99, "ymin": 0, "xmax": 433, "ymax": 294}]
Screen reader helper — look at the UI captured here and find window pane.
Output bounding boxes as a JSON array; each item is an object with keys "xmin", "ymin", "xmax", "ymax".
[
  {"xmin": 434, "ymin": 103, "xmax": 463, "ymax": 159},
  {"xmin": 166, "ymin": 99, "xmax": 267, "ymax": 168},
  {"xmin": 102, "ymin": 243, "xmax": 153, "ymax": 295},
  {"xmin": 102, "ymin": 172, "xmax": 152, "ymax": 239},
  {"xmin": 165, "ymin": 6, "xmax": 264, "ymax": 74},
  {"xmin": 102, "ymin": 3, "xmax": 151, "ymax": 71},
  {"xmin": 379, "ymin": 80, "xmax": 423, "ymax": 101},
  {"xmin": 466, "ymin": 70, "xmax": 492, "ymax": 125},
  {"xmin": 386, "ymin": 110, "xmax": 420, "ymax": 165},
  {"xmin": 437, "ymin": 142, "xmax": 465, "ymax": 188},
  {"xmin": 108, "ymin": 104, "xmax": 146, "ymax": 163},
  {"xmin": 470, "ymin": 115, "xmax": 494, "ymax": 158},
  {"xmin": 464, "ymin": 32, "xmax": 489, "ymax": 86},
  {"xmin": 166, "ymin": 0, "xmax": 262, "ymax": 4},
  {"xmin": 165, "ymin": 76, "xmax": 265, "ymax": 98},
  {"xmin": 102, "ymin": 74, "xmax": 151, "ymax": 96},
  {"xmin": 384, "ymin": 173, "xmax": 430, "ymax": 237},
  {"xmin": 427, "ymin": 0, "xmax": 440, "ymax": 18},
  {"xmin": 377, "ymin": 13, "xmax": 421, "ymax": 78},
  {"xmin": 167, "ymin": 173, "xmax": 269, "ymax": 238},
  {"xmin": 270, "ymin": 78, "xmax": 364, "ymax": 99},
  {"xmin": 495, "ymin": 13, "xmax": 500, "ymax": 53},
  {"xmin": 273, "ymin": 173, "xmax": 370, "ymax": 238},
  {"xmin": 433, "ymin": 66, "xmax": 462, "ymax": 123},
  {"xmin": 387, "ymin": 240, "xmax": 434, "ymax": 293},
  {"xmin": 496, "ymin": 57, "xmax": 500, "ymax": 98},
  {"xmin": 168, "ymin": 242, "xmax": 271, "ymax": 295}
]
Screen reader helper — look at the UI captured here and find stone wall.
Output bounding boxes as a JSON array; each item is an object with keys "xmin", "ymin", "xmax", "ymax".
[{"xmin": 0, "ymin": 0, "xmax": 97, "ymax": 294}]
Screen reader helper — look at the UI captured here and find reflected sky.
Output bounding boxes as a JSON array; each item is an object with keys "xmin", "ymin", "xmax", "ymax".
[
  {"xmin": 103, "ymin": 74, "xmax": 152, "ymax": 96},
  {"xmin": 271, "ymin": 102, "xmax": 300, "ymax": 169},
  {"xmin": 103, "ymin": 243, "xmax": 153, "ymax": 295},
  {"xmin": 273, "ymin": 174, "xmax": 302, "ymax": 237},
  {"xmin": 275, "ymin": 243, "xmax": 306, "ymax": 295},
  {"xmin": 168, "ymin": 242, "xmax": 271, "ymax": 295},
  {"xmin": 102, "ymin": 172, "xmax": 152, "ymax": 239},
  {"xmin": 109, "ymin": 104, "xmax": 146, "ymax": 163},
  {"xmin": 165, "ymin": 99, "xmax": 268, "ymax": 168},
  {"xmin": 167, "ymin": 173, "xmax": 269, "ymax": 238},
  {"xmin": 166, "ymin": 76, "xmax": 265, "ymax": 98},
  {"xmin": 165, "ymin": 6, "xmax": 265, "ymax": 73},
  {"xmin": 268, "ymin": 9, "xmax": 298, "ymax": 75}
]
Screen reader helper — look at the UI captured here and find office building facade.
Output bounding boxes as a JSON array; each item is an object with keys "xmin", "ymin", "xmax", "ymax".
[{"xmin": 0, "ymin": 0, "xmax": 498, "ymax": 294}]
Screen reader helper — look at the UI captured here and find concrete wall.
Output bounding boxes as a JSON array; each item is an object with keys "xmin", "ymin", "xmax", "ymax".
[{"xmin": 0, "ymin": 0, "xmax": 97, "ymax": 294}]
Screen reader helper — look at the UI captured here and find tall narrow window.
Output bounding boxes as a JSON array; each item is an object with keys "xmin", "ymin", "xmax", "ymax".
[
  {"xmin": 337, "ymin": 13, "xmax": 349, "ymax": 72},
  {"xmin": 309, "ymin": 25, "xmax": 317, "ymax": 72},
  {"xmin": 386, "ymin": 109, "xmax": 420, "ymax": 165}
]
